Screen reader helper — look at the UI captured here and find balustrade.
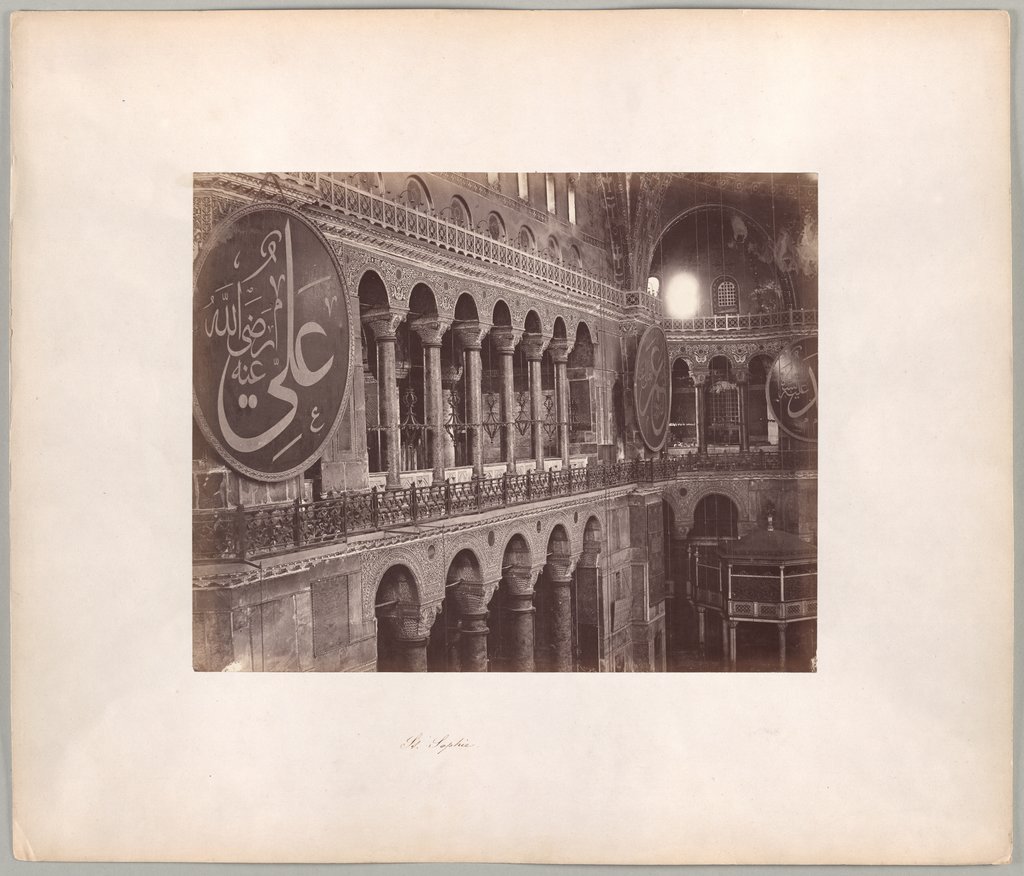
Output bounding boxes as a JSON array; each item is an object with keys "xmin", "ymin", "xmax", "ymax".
[{"xmin": 194, "ymin": 448, "xmax": 817, "ymax": 563}]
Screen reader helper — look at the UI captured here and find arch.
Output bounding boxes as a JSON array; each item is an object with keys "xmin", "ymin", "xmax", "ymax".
[
  {"xmin": 404, "ymin": 175, "xmax": 432, "ymax": 210},
  {"xmin": 568, "ymin": 245, "xmax": 583, "ymax": 269},
  {"xmin": 546, "ymin": 522, "xmax": 572, "ymax": 565},
  {"xmin": 523, "ymin": 309, "xmax": 543, "ymax": 335},
  {"xmin": 491, "ymin": 299, "xmax": 512, "ymax": 328},
  {"xmin": 449, "ymin": 195, "xmax": 471, "ymax": 228},
  {"xmin": 356, "ymin": 269, "xmax": 390, "ymax": 312},
  {"xmin": 647, "ymin": 275, "xmax": 661, "ymax": 296},
  {"xmin": 650, "ymin": 205, "xmax": 797, "ymax": 310},
  {"xmin": 486, "ymin": 211, "xmax": 506, "ymax": 241},
  {"xmin": 518, "ymin": 225, "xmax": 536, "ymax": 252},
  {"xmin": 501, "ymin": 532, "xmax": 533, "ymax": 575},
  {"xmin": 582, "ymin": 515, "xmax": 604, "ymax": 562},
  {"xmin": 408, "ymin": 282, "xmax": 438, "ymax": 318},
  {"xmin": 446, "ymin": 547, "xmax": 483, "ymax": 587},
  {"xmin": 454, "ymin": 291, "xmax": 479, "ymax": 323},
  {"xmin": 545, "ymin": 235, "xmax": 561, "ymax": 262},
  {"xmin": 691, "ymin": 493, "xmax": 739, "ymax": 539},
  {"xmin": 552, "ymin": 316, "xmax": 567, "ymax": 340},
  {"xmin": 568, "ymin": 322, "xmax": 595, "ymax": 370}
]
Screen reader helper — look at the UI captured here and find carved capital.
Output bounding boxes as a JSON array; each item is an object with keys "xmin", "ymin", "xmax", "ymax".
[
  {"xmin": 362, "ymin": 309, "xmax": 404, "ymax": 341},
  {"xmin": 414, "ymin": 602, "xmax": 443, "ymax": 639},
  {"xmin": 453, "ymin": 321, "xmax": 486, "ymax": 351},
  {"xmin": 692, "ymin": 369, "xmax": 709, "ymax": 387},
  {"xmin": 502, "ymin": 569, "xmax": 536, "ymax": 598},
  {"xmin": 520, "ymin": 332, "xmax": 547, "ymax": 362},
  {"xmin": 548, "ymin": 337, "xmax": 570, "ymax": 365},
  {"xmin": 410, "ymin": 316, "xmax": 451, "ymax": 348},
  {"xmin": 491, "ymin": 326, "xmax": 522, "ymax": 355}
]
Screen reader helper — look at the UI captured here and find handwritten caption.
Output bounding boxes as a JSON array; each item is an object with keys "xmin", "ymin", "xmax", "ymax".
[{"xmin": 400, "ymin": 734, "xmax": 474, "ymax": 754}]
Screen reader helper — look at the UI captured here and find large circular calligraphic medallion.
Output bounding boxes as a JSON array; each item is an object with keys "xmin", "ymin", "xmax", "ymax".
[
  {"xmin": 766, "ymin": 337, "xmax": 818, "ymax": 442},
  {"xmin": 193, "ymin": 204, "xmax": 353, "ymax": 481},
  {"xmin": 633, "ymin": 324, "xmax": 671, "ymax": 451}
]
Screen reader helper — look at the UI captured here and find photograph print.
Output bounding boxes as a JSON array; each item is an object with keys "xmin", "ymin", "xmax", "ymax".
[{"xmin": 192, "ymin": 171, "xmax": 818, "ymax": 673}]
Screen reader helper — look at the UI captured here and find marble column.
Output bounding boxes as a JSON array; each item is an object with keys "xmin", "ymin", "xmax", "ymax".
[
  {"xmin": 694, "ymin": 371, "xmax": 708, "ymax": 454},
  {"xmin": 411, "ymin": 317, "xmax": 449, "ymax": 484},
  {"xmin": 521, "ymin": 333, "xmax": 547, "ymax": 471},
  {"xmin": 546, "ymin": 564, "xmax": 573, "ymax": 672},
  {"xmin": 777, "ymin": 622, "xmax": 788, "ymax": 671},
  {"xmin": 549, "ymin": 338, "xmax": 571, "ymax": 470},
  {"xmin": 737, "ymin": 367, "xmax": 749, "ymax": 452},
  {"xmin": 455, "ymin": 323, "xmax": 487, "ymax": 480},
  {"xmin": 393, "ymin": 636, "xmax": 428, "ymax": 672},
  {"xmin": 491, "ymin": 327, "xmax": 520, "ymax": 474},
  {"xmin": 459, "ymin": 611, "xmax": 490, "ymax": 671},
  {"xmin": 441, "ymin": 364, "xmax": 462, "ymax": 468},
  {"xmin": 728, "ymin": 620, "xmax": 739, "ymax": 671},
  {"xmin": 362, "ymin": 311, "xmax": 404, "ymax": 488},
  {"xmin": 503, "ymin": 572, "xmax": 537, "ymax": 672}
]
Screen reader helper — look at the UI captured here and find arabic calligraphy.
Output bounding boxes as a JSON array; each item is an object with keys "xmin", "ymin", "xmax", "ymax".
[
  {"xmin": 193, "ymin": 205, "xmax": 351, "ymax": 481},
  {"xmin": 633, "ymin": 325, "xmax": 671, "ymax": 451},
  {"xmin": 766, "ymin": 337, "xmax": 818, "ymax": 442}
]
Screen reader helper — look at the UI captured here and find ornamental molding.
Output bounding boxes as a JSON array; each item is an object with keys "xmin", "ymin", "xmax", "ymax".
[{"xmin": 195, "ymin": 175, "xmax": 610, "ymax": 333}]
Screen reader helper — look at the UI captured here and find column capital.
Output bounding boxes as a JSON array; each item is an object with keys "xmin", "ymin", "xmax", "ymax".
[
  {"xmin": 520, "ymin": 332, "xmax": 548, "ymax": 362},
  {"xmin": 728, "ymin": 619, "xmax": 740, "ymax": 630},
  {"xmin": 501, "ymin": 568, "xmax": 536, "ymax": 598},
  {"xmin": 414, "ymin": 602, "xmax": 443, "ymax": 639},
  {"xmin": 410, "ymin": 316, "xmax": 451, "ymax": 347},
  {"xmin": 491, "ymin": 326, "xmax": 523, "ymax": 355},
  {"xmin": 548, "ymin": 337, "xmax": 571, "ymax": 364},
  {"xmin": 545, "ymin": 561, "xmax": 573, "ymax": 584},
  {"xmin": 453, "ymin": 321, "xmax": 487, "ymax": 351},
  {"xmin": 692, "ymin": 368, "xmax": 709, "ymax": 386},
  {"xmin": 361, "ymin": 309, "xmax": 405, "ymax": 340}
]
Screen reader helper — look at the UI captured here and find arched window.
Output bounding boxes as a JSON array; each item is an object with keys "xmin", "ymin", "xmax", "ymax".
[
  {"xmin": 568, "ymin": 245, "xmax": 582, "ymax": 269},
  {"xmin": 713, "ymin": 275, "xmax": 739, "ymax": 314},
  {"xmin": 691, "ymin": 494, "xmax": 739, "ymax": 540},
  {"xmin": 519, "ymin": 226, "xmax": 536, "ymax": 251},
  {"xmin": 449, "ymin": 196, "xmax": 471, "ymax": 227},
  {"xmin": 567, "ymin": 174, "xmax": 578, "ymax": 224},
  {"xmin": 405, "ymin": 176, "xmax": 431, "ymax": 210},
  {"xmin": 487, "ymin": 212, "xmax": 505, "ymax": 240},
  {"xmin": 647, "ymin": 276, "xmax": 660, "ymax": 296},
  {"xmin": 546, "ymin": 236, "xmax": 561, "ymax": 262}
]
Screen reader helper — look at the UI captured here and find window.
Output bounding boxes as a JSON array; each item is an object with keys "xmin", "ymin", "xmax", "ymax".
[
  {"xmin": 545, "ymin": 173, "xmax": 556, "ymax": 213},
  {"xmin": 568, "ymin": 175, "xmax": 577, "ymax": 224},
  {"xmin": 568, "ymin": 245, "xmax": 582, "ymax": 269},
  {"xmin": 517, "ymin": 173, "xmax": 529, "ymax": 200},
  {"xmin": 713, "ymin": 276, "xmax": 739, "ymax": 314},
  {"xmin": 519, "ymin": 226, "xmax": 536, "ymax": 251},
  {"xmin": 647, "ymin": 276, "xmax": 660, "ymax": 296},
  {"xmin": 546, "ymin": 236, "xmax": 561, "ymax": 262},
  {"xmin": 449, "ymin": 196, "xmax": 470, "ymax": 227},
  {"xmin": 486, "ymin": 172, "xmax": 499, "ymax": 189},
  {"xmin": 487, "ymin": 212, "xmax": 505, "ymax": 240},
  {"xmin": 404, "ymin": 176, "xmax": 431, "ymax": 210}
]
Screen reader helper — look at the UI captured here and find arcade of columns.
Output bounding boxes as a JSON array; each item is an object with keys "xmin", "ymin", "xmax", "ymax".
[
  {"xmin": 361, "ymin": 309, "xmax": 576, "ymax": 488},
  {"xmin": 376, "ymin": 523, "xmax": 604, "ymax": 673}
]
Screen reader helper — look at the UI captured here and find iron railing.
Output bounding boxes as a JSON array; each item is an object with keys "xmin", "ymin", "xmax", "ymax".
[
  {"xmin": 194, "ymin": 448, "xmax": 817, "ymax": 564},
  {"xmin": 663, "ymin": 309, "xmax": 817, "ymax": 334}
]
